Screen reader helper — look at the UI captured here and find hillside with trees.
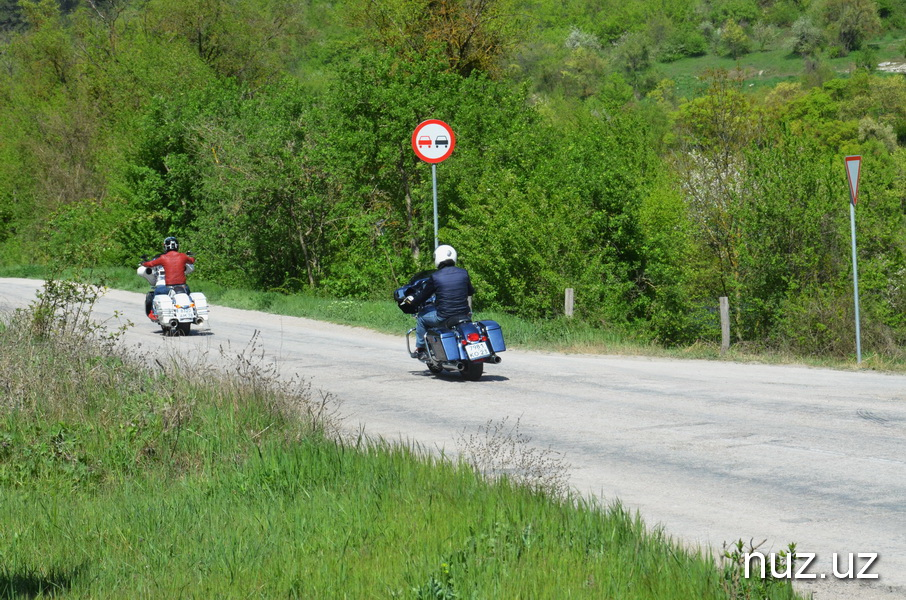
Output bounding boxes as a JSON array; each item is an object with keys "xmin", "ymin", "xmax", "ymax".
[{"xmin": 1, "ymin": 0, "xmax": 906, "ymax": 357}]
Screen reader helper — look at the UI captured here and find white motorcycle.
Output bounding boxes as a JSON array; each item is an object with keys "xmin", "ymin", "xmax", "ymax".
[{"xmin": 137, "ymin": 259, "xmax": 209, "ymax": 336}]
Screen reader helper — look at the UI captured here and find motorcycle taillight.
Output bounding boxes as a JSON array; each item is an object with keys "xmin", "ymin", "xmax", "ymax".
[{"xmin": 466, "ymin": 332, "xmax": 480, "ymax": 342}]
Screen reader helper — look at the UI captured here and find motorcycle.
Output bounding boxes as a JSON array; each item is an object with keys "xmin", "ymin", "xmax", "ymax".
[
  {"xmin": 394, "ymin": 276, "xmax": 505, "ymax": 381},
  {"xmin": 137, "ymin": 257, "xmax": 209, "ymax": 336}
]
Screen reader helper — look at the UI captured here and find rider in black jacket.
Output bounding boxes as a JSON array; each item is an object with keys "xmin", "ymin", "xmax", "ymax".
[{"xmin": 408, "ymin": 244, "xmax": 475, "ymax": 358}]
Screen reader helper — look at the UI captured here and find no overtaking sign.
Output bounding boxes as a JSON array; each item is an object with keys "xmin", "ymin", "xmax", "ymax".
[
  {"xmin": 411, "ymin": 119, "xmax": 456, "ymax": 249},
  {"xmin": 411, "ymin": 119, "xmax": 456, "ymax": 163}
]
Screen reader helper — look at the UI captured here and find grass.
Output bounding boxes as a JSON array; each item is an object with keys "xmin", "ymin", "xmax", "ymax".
[
  {"xmin": 0, "ymin": 289, "xmax": 803, "ymax": 599},
  {"xmin": 3, "ymin": 263, "xmax": 905, "ymax": 373},
  {"xmin": 658, "ymin": 30, "xmax": 906, "ymax": 98}
]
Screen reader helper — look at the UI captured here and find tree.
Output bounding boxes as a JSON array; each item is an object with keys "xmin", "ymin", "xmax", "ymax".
[
  {"xmin": 141, "ymin": 0, "xmax": 304, "ymax": 86},
  {"xmin": 0, "ymin": 0, "xmax": 24, "ymax": 31},
  {"xmin": 353, "ymin": 0, "xmax": 521, "ymax": 78},
  {"xmin": 672, "ymin": 70, "xmax": 766, "ymax": 336},
  {"xmin": 719, "ymin": 19, "xmax": 750, "ymax": 59},
  {"xmin": 820, "ymin": 0, "xmax": 882, "ymax": 54},
  {"xmin": 791, "ymin": 16, "xmax": 822, "ymax": 56}
]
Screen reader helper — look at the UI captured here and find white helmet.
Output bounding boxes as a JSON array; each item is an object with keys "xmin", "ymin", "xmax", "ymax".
[{"xmin": 433, "ymin": 244, "xmax": 457, "ymax": 268}]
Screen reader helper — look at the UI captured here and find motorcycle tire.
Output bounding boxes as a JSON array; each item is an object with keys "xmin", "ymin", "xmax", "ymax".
[
  {"xmin": 460, "ymin": 361, "xmax": 483, "ymax": 381},
  {"xmin": 176, "ymin": 322, "xmax": 191, "ymax": 336}
]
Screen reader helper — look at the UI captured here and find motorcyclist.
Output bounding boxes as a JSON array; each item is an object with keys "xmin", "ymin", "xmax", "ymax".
[
  {"xmin": 141, "ymin": 236, "xmax": 195, "ymax": 318},
  {"xmin": 402, "ymin": 244, "xmax": 474, "ymax": 359}
]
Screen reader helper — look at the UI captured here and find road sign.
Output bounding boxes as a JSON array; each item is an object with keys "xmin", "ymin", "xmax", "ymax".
[
  {"xmin": 845, "ymin": 155, "xmax": 863, "ymax": 363},
  {"xmin": 845, "ymin": 155, "xmax": 862, "ymax": 205},
  {"xmin": 411, "ymin": 119, "xmax": 456, "ymax": 163}
]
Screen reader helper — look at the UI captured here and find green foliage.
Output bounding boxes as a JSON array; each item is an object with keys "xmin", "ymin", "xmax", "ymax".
[
  {"xmin": 353, "ymin": 0, "xmax": 522, "ymax": 78},
  {"xmin": 308, "ymin": 49, "xmax": 541, "ymax": 297},
  {"xmin": 445, "ymin": 102, "xmax": 677, "ymax": 339},
  {"xmin": 0, "ymin": 0, "xmax": 24, "ymax": 31},
  {"xmin": 721, "ymin": 539, "xmax": 802, "ymax": 599},
  {"xmin": 853, "ymin": 45, "xmax": 878, "ymax": 71},
  {"xmin": 41, "ymin": 198, "xmax": 134, "ymax": 265},
  {"xmin": 818, "ymin": 0, "xmax": 883, "ymax": 54},
  {"xmin": 733, "ymin": 135, "xmax": 847, "ymax": 342},
  {"xmin": 764, "ymin": 0, "xmax": 802, "ymax": 27},
  {"xmin": 719, "ymin": 19, "xmax": 752, "ymax": 59},
  {"xmin": 636, "ymin": 173, "xmax": 699, "ymax": 344},
  {"xmin": 791, "ymin": 16, "xmax": 823, "ymax": 56},
  {"xmin": 707, "ymin": 0, "xmax": 761, "ymax": 26},
  {"xmin": 140, "ymin": 0, "xmax": 306, "ymax": 86},
  {"xmin": 611, "ymin": 31, "xmax": 660, "ymax": 95},
  {"xmin": 658, "ymin": 25, "xmax": 709, "ymax": 62},
  {"xmin": 673, "ymin": 70, "xmax": 906, "ymax": 355}
]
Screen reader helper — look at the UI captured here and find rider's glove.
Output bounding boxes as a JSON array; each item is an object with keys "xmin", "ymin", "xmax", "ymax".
[{"xmin": 399, "ymin": 295, "xmax": 414, "ymax": 307}]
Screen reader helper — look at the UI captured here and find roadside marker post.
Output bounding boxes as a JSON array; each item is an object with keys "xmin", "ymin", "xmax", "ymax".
[
  {"xmin": 845, "ymin": 155, "xmax": 862, "ymax": 364},
  {"xmin": 412, "ymin": 119, "xmax": 456, "ymax": 249}
]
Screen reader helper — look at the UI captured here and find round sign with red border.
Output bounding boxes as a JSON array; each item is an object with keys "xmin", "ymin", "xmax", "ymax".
[{"xmin": 411, "ymin": 119, "xmax": 456, "ymax": 163}]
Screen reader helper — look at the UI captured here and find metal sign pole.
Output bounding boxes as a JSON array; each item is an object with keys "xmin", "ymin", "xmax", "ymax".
[
  {"xmin": 432, "ymin": 163, "xmax": 438, "ymax": 249},
  {"xmin": 845, "ymin": 155, "xmax": 863, "ymax": 364},
  {"xmin": 850, "ymin": 201, "xmax": 862, "ymax": 363}
]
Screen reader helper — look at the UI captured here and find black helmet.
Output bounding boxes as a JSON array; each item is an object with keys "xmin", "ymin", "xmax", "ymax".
[{"xmin": 163, "ymin": 236, "xmax": 179, "ymax": 252}]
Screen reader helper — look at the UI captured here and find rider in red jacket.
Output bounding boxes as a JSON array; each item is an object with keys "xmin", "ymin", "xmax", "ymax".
[{"xmin": 142, "ymin": 237, "xmax": 195, "ymax": 286}]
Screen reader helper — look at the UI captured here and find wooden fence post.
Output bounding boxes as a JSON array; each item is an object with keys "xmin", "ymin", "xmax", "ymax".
[
  {"xmin": 565, "ymin": 288, "xmax": 574, "ymax": 318},
  {"xmin": 719, "ymin": 296, "xmax": 730, "ymax": 354}
]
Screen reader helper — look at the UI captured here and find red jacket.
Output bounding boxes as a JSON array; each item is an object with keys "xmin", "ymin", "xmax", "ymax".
[{"xmin": 142, "ymin": 251, "xmax": 195, "ymax": 285}]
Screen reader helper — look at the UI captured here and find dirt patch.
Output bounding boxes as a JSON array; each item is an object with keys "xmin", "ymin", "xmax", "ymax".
[{"xmin": 878, "ymin": 61, "xmax": 906, "ymax": 73}]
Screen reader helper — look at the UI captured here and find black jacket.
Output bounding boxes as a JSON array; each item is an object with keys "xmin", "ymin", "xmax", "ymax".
[{"xmin": 413, "ymin": 265, "xmax": 475, "ymax": 319}]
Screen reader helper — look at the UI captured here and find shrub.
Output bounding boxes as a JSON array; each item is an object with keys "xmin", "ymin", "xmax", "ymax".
[{"xmin": 791, "ymin": 16, "xmax": 823, "ymax": 57}]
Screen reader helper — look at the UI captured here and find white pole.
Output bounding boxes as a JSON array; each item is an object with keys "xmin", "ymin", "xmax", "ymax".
[
  {"xmin": 849, "ymin": 202, "xmax": 862, "ymax": 363},
  {"xmin": 720, "ymin": 296, "xmax": 730, "ymax": 354}
]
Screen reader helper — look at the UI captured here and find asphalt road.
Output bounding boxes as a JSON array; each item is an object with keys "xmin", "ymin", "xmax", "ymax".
[{"xmin": 2, "ymin": 278, "xmax": 904, "ymax": 599}]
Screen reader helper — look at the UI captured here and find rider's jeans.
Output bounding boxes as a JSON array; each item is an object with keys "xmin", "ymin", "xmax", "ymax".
[{"xmin": 416, "ymin": 306, "xmax": 445, "ymax": 348}]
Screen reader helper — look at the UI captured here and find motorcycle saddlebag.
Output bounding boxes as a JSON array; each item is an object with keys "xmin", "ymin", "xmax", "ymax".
[
  {"xmin": 478, "ymin": 320, "xmax": 506, "ymax": 352},
  {"xmin": 426, "ymin": 329, "xmax": 460, "ymax": 362},
  {"xmin": 152, "ymin": 294, "xmax": 175, "ymax": 323},
  {"xmin": 191, "ymin": 292, "xmax": 209, "ymax": 319}
]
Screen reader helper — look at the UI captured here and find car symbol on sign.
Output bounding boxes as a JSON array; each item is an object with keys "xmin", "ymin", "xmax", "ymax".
[
  {"xmin": 435, "ymin": 135, "xmax": 449, "ymax": 148},
  {"xmin": 418, "ymin": 135, "xmax": 432, "ymax": 149}
]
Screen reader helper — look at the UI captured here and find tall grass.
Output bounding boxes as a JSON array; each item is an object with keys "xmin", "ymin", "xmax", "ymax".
[{"xmin": 0, "ymin": 276, "xmax": 803, "ymax": 598}]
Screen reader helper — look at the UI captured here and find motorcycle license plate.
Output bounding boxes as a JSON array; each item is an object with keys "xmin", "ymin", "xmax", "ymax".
[
  {"xmin": 177, "ymin": 308, "xmax": 194, "ymax": 320},
  {"xmin": 465, "ymin": 342, "xmax": 490, "ymax": 360}
]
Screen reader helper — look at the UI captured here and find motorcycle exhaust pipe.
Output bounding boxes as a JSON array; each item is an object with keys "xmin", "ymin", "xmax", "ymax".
[
  {"xmin": 456, "ymin": 362, "xmax": 466, "ymax": 371},
  {"xmin": 194, "ymin": 317, "xmax": 204, "ymax": 325},
  {"xmin": 169, "ymin": 319, "xmax": 179, "ymax": 328},
  {"xmin": 491, "ymin": 355, "xmax": 502, "ymax": 364}
]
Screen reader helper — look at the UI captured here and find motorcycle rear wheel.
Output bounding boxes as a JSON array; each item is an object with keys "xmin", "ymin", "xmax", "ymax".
[
  {"xmin": 176, "ymin": 322, "xmax": 191, "ymax": 336},
  {"xmin": 460, "ymin": 361, "xmax": 484, "ymax": 381}
]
